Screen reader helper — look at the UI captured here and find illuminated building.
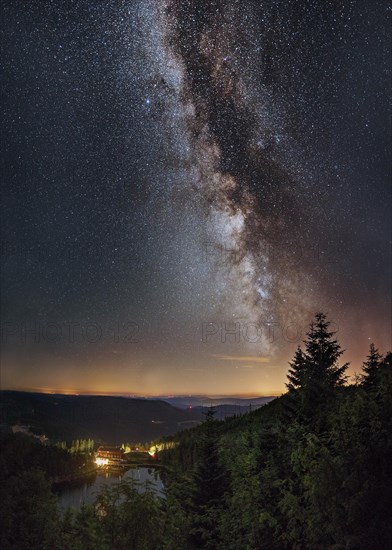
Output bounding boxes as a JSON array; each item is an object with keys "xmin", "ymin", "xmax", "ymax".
[{"xmin": 96, "ymin": 446, "xmax": 126, "ymax": 466}]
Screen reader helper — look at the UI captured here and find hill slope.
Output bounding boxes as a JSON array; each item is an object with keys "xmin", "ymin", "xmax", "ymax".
[{"xmin": 0, "ymin": 391, "xmax": 200, "ymax": 444}]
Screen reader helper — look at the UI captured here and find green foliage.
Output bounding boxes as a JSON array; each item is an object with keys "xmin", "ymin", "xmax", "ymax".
[
  {"xmin": 0, "ymin": 470, "xmax": 60, "ymax": 550},
  {"xmin": 161, "ymin": 313, "xmax": 391, "ymax": 549},
  {"xmin": 1, "ymin": 313, "xmax": 391, "ymax": 549},
  {"xmin": 361, "ymin": 342, "xmax": 383, "ymax": 388},
  {"xmin": 186, "ymin": 408, "xmax": 227, "ymax": 548},
  {"xmin": 69, "ymin": 438, "xmax": 94, "ymax": 453},
  {"xmin": 0, "ymin": 433, "xmax": 93, "ymax": 480},
  {"xmin": 286, "ymin": 313, "xmax": 349, "ymax": 430}
]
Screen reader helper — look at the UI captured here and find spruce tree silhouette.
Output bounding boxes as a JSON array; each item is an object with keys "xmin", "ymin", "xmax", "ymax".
[
  {"xmin": 362, "ymin": 343, "xmax": 383, "ymax": 388},
  {"xmin": 188, "ymin": 407, "xmax": 226, "ymax": 549},
  {"xmin": 286, "ymin": 312, "xmax": 348, "ymax": 427},
  {"xmin": 286, "ymin": 346, "xmax": 307, "ymax": 392}
]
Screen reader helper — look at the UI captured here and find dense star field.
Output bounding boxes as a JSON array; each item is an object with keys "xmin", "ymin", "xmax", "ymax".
[{"xmin": 1, "ymin": 0, "xmax": 391, "ymax": 394}]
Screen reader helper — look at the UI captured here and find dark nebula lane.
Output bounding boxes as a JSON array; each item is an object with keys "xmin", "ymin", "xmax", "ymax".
[{"xmin": 1, "ymin": 0, "xmax": 390, "ymax": 395}]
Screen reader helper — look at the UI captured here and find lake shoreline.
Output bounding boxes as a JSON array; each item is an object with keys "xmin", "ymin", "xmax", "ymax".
[
  {"xmin": 52, "ymin": 462, "xmax": 167, "ymax": 490},
  {"xmin": 55, "ymin": 466, "xmax": 165, "ymax": 510}
]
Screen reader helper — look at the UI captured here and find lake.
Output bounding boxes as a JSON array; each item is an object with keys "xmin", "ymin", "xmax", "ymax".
[{"xmin": 57, "ymin": 467, "xmax": 165, "ymax": 510}]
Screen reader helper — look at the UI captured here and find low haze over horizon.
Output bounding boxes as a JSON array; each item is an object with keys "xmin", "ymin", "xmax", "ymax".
[{"xmin": 1, "ymin": 388, "xmax": 278, "ymax": 399}]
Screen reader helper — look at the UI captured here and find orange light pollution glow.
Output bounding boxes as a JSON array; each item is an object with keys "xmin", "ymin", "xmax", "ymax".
[{"xmin": 2, "ymin": 317, "xmax": 391, "ymax": 397}]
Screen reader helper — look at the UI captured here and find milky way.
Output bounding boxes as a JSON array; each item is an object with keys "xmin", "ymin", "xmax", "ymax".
[{"xmin": 1, "ymin": 0, "xmax": 390, "ymax": 395}]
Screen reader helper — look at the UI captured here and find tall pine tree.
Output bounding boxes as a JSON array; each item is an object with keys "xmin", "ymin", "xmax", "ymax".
[
  {"xmin": 362, "ymin": 343, "xmax": 383, "ymax": 388},
  {"xmin": 286, "ymin": 346, "xmax": 307, "ymax": 392},
  {"xmin": 304, "ymin": 312, "xmax": 348, "ymax": 390},
  {"xmin": 188, "ymin": 408, "xmax": 226, "ymax": 549},
  {"xmin": 286, "ymin": 313, "xmax": 348, "ymax": 425}
]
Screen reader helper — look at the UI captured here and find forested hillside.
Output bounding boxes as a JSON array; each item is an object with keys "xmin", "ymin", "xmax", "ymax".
[
  {"xmin": 159, "ymin": 313, "xmax": 392, "ymax": 548},
  {"xmin": 0, "ymin": 392, "xmax": 200, "ymax": 444},
  {"xmin": 1, "ymin": 313, "xmax": 391, "ymax": 549}
]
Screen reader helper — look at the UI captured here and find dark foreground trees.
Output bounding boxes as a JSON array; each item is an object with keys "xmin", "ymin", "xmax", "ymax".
[
  {"xmin": 286, "ymin": 312, "xmax": 348, "ymax": 429},
  {"xmin": 187, "ymin": 408, "xmax": 227, "ymax": 548},
  {"xmin": 1, "ymin": 313, "xmax": 391, "ymax": 549},
  {"xmin": 167, "ymin": 313, "xmax": 392, "ymax": 549},
  {"xmin": 0, "ymin": 470, "xmax": 60, "ymax": 550}
]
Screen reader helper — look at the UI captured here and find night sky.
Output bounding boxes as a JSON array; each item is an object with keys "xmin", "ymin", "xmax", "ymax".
[{"xmin": 1, "ymin": 0, "xmax": 391, "ymax": 396}]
